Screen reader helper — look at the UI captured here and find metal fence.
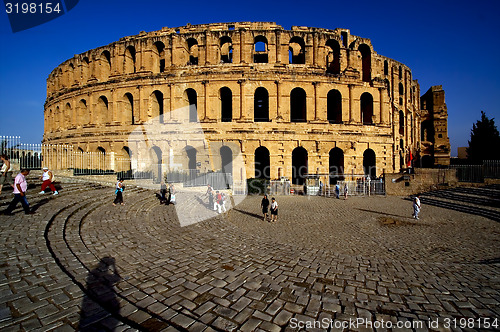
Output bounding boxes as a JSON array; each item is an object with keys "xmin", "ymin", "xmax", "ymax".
[{"xmin": 450, "ymin": 161, "xmax": 500, "ymax": 183}]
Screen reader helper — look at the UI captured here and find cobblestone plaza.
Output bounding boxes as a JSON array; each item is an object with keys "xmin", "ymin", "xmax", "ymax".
[{"xmin": 1, "ymin": 182, "xmax": 499, "ymax": 331}]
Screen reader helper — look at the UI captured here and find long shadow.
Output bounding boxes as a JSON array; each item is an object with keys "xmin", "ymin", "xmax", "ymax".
[
  {"xmin": 78, "ymin": 257, "xmax": 122, "ymax": 331},
  {"xmin": 447, "ymin": 187, "xmax": 500, "ymax": 199},
  {"xmin": 195, "ymin": 195, "xmax": 211, "ymax": 210},
  {"xmin": 421, "ymin": 190, "xmax": 500, "ymax": 208},
  {"xmin": 232, "ymin": 208, "xmax": 263, "ymax": 220},
  {"xmin": 356, "ymin": 208, "xmax": 410, "ymax": 219},
  {"xmin": 404, "ymin": 197, "xmax": 500, "ymax": 223},
  {"xmin": 30, "ymin": 198, "xmax": 50, "ymax": 213}
]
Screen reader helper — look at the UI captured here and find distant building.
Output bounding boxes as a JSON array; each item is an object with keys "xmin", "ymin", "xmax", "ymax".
[{"xmin": 457, "ymin": 147, "xmax": 468, "ymax": 159}]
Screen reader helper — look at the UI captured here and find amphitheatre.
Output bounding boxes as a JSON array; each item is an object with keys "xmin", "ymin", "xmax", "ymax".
[
  {"xmin": 42, "ymin": 21, "xmax": 450, "ymax": 184},
  {"xmin": 2, "ymin": 22, "xmax": 499, "ymax": 331}
]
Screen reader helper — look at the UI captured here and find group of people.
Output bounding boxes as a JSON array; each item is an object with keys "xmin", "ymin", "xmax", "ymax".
[
  {"xmin": 1, "ymin": 163, "xmax": 58, "ymax": 215},
  {"xmin": 260, "ymin": 194, "xmax": 278, "ymax": 222},
  {"xmin": 159, "ymin": 181, "xmax": 176, "ymax": 205},
  {"xmin": 206, "ymin": 184, "xmax": 228, "ymax": 213}
]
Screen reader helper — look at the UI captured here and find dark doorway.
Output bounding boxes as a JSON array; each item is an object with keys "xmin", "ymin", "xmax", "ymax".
[
  {"xmin": 363, "ymin": 149, "xmax": 376, "ymax": 179},
  {"xmin": 292, "ymin": 147, "xmax": 308, "ymax": 185},
  {"xmin": 255, "ymin": 146, "xmax": 270, "ymax": 179}
]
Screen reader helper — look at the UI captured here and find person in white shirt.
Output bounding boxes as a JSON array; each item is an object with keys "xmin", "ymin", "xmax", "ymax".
[
  {"xmin": 39, "ymin": 167, "xmax": 58, "ymax": 195},
  {"xmin": 270, "ymin": 197, "xmax": 278, "ymax": 222},
  {"xmin": 0, "ymin": 154, "xmax": 11, "ymax": 195},
  {"xmin": 412, "ymin": 194, "xmax": 421, "ymax": 220},
  {"xmin": 3, "ymin": 169, "xmax": 34, "ymax": 215}
]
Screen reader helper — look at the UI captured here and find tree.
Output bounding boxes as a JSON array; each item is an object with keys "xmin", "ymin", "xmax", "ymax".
[{"xmin": 467, "ymin": 111, "xmax": 500, "ymax": 163}]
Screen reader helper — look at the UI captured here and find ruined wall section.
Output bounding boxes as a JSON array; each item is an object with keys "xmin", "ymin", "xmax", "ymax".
[{"xmin": 43, "ymin": 22, "xmax": 428, "ymax": 178}]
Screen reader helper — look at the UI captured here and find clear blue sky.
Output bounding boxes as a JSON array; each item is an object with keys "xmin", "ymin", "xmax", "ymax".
[{"xmin": 1, "ymin": 0, "xmax": 499, "ymax": 157}]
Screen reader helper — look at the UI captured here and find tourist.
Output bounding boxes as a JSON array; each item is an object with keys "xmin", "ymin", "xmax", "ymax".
[
  {"xmin": 343, "ymin": 183, "xmax": 348, "ymax": 199},
  {"xmin": 261, "ymin": 194, "xmax": 270, "ymax": 221},
  {"xmin": 169, "ymin": 184, "xmax": 176, "ymax": 205},
  {"xmin": 319, "ymin": 180, "xmax": 323, "ymax": 196},
  {"xmin": 39, "ymin": 167, "xmax": 58, "ymax": 195},
  {"xmin": 3, "ymin": 169, "xmax": 34, "ymax": 215},
  {"xmin": 270, "ymin": 197, "xmax": 278, "ymax": 222},
  {"xmin": 215, "ymin": 190, "xmax": 222, "ymax": 213},
  {"xmin": 160, "ymin": 181, "xmax": 167, "ymax": 204},
  {"xmin": 412, "ymin": 194, "xmax": 421, "ymax": 220},
  {"xmin": 221, "ymin": 192, "xmax": 227, "ymax": 213},
  {"xmin": 206, "ymin": 184, "xmax": 213, "ymax": 209},
  {"xmin": 0, "ymin": 154, "xmax": 11, "ymax": 195},
  {"xmin": 335, "ymin": 183, "xmax": 340, "ymax": 199},
  {"xmin": 113, "ymin": 178, "xmax": 125, "ymax": 206}
]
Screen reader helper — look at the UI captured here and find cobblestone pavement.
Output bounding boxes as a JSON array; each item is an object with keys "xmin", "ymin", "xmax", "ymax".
[{"xmin": 0, "ymin": 181, "xmax": 499, "ymax": 331}]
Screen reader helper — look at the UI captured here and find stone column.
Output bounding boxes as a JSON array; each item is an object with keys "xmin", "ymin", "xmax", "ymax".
[
  {"xmin": 202, "ymin": 80, "xmax": 209, "ymax": 121},
  {"xmin": 275, "ymin": 30, "xmax": 281, "ymax": 64},
  {"xmin": 313, "ymin": 82, "xmax": 319, "ymax": 121},
  {"xmin": 238, "ymin": 79, "xmax": 247, "ymax": 120},
  {"xmin": 275, "ymin": 80, "xmax": 281, "ymax": 121},
  {"xmin": 349, "ymin": 84, "xmax": 355, "ymax": 123},
  {"xmin": 379, "ymin": 87, "xmax": 384, "ymax": 124},
  {"xmin": 168, "ymin": 83, "xmax": 174, "ymax": 121}
]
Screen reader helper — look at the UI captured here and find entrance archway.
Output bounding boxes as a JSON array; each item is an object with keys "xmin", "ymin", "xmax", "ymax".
[
  {"xmin": 292, "ymin": 147, "xmax": 308, "ymax": 185},
  {"xmin": 255, "ymin": 146, "xmax": 270, "ymax": 179},
  {"xmin": 363, "ymin": 149, "xmax": 376, "ymax": 179}
]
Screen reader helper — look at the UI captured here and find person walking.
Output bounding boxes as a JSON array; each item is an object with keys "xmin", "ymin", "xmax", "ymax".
[
  {"xmin": 335, "ymin": 183, "xmax": 340, "ymax": 199},
  {"xmin": 220, "ymin": 192, "xmax": 227, "ymax": 213},
  {"xmin": 412, "ymin": 194, "xmax": 421, "ymax": 220},
  {"xmin": 169, "ymin": 184, "xmax": 176, "ymax": 205},
  {"xmin": 206, "ymin": 184, "xmax": 213, "ymax": 209},
  {"xmin": 343, "ymin": 183, "xmax": 348, "ymax": 199},
  {"xmin": 39, "ymin": 167, "xmax": 58, "ymax": 195},
  {"xmin": 270, "ymin": 197, "xmax": 278, "ymax": 222},
  {"xmin": 0, "ymin": 154, "xmax": 12, "ymax": 195},
  {"xmin": 261, "ymin": 194, "xmax": 270, "ymax": 221},
  {"xmin": 113, "ymin": 178, "xmax": 125, "ymax": 206},
  {"xmin": 160, "ymin": 181, "xmax": 167, "ymax": 204},
  {"xmin": 3, "ymin": 169, "xmax": 35, "ymax": 215}
]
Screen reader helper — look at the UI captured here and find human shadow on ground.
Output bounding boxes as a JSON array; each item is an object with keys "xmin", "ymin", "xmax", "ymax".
[
  {"xmin": 356, "ymin": 208, "xmax": 410, "ymax": 219},
  {"xmin": 30, "ymin": 198, "xmax": 50, "ymax": 213},
  {"xmin": 78, "ymin": 257, "xmax": 122, "ymax": 331},
  {"xmin": 232, "ymin": 208, "xmax": 263, "ymax": 220},
  {"xmin": 195, "ymin": 195, "xmax": 212, "ymax": 210}
]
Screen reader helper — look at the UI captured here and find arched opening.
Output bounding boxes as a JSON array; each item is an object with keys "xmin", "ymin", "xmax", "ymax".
[
  {"xmin": 254, "ymin": 35, "xmax": 268, "ymax": 63},
  {"xmin": 124, "ymin": 93, "xmax": 134, "ymax": 124},
  {"xmin": 81, "ymin": 57, "xmax": 90, "ymax": 82},
  {"xmin": 329, "ymin": 148, "xmax": 344, "ymax": 184},
  {"xmin": 363, "ymin": 149, "xmax": 376, "ymax": 179},
  {"xmin": 220, "ymin": 87, "xmax": 232, "ymax": 122},
  {"xmin": 97, "ymin": 96, "xmax": 109, "ymax": 124},
  {"xmin": 99, "ymin": 51, "xmax": 111, "ymax": 81},
  {"xmin": 289, "ymin": 37, "xmax": 305, "ymax": 64},
  {"xmin": 360, "ymin": 92, "xmax": 373, "ymax": 124},
  {"xmin": 185, "ymin": 88, "xmax": 198, "ymax": 122},
  {"xmin": 399, "ymin": 66, "xmax": 403, "ymax": 80},
  {"xmin": 220, "ymin": 36, "xmax": 233, "ymax": 63},
  {"xmin": 151, "ymin": 146, "xmax": 162, "ymax": 183},
  {"xmin": 255, "ymin": 146, "xmax": 270, "ymax": 180},
  {"xmin": 64, "ymin": 102, "xmax": 72, "ymax": 129},
  {"xmin": 120, "ymin": 146, "xmax": 132, "ymax": 172},
  {"xmin": 421, "ymin": 120, "xmax": 434, "ymax": 142},
  {"xmin": 290, "ymin": 87, "xmax": 307, "ymax": 122},
  {"xmin": 220, "ymin": 146, "xmax": 233, "ymax": 175},
  {"xmin": 399, "ymin": 110, "xmax": 405, "ymax": 135},
  {"xmin": 97, "ymin": 147, "xmax": 106, "ymax": 170},
  {"xmin": 185, "ymin": 146, "xmax": 197, "ymax": 171},
  {"xmin": 124, "ymin": 46, "xmax": 136, "ymax": 74},
  {"xmin": 292, "ymin": 147, "xmax": 308, "ymax": 185},
  {"xmin": 325, "ymin": 39, "xmax": 340, "ymax": 74},
  {"xmin": 151, "ymin": 90, "xmax": 164, "ymax": 123},
  {"xmin": 78, "ymin": 99, "xmax": 88, "ymax": 126},
  {"xmin": 399, "ymin": 82, "xmax": 404, "ymax": 105},
  {"xmin": 186, "ymin": 38, "xmax": 198, "ymax": 65},
  {"xmin": 327, "ymin": 89, "xmax": 342, "ymax": 123},
  {"xmin": 421, "ymin": 155, "xmax": 434, "ymax": 168},
  {"xmin": 154, "ymin": 41, "xmax": 166, "ymax": 73},
  {"xmin": 384, "ymin": 60, "xmax": 389, "ymax": 76},
  {"xmin": 254, "ymin": 87, "xmax": 269, "ymax": 122},
  {"xmin": 358, "ymin": 44, "xmax": 371, "ymax": 82}
]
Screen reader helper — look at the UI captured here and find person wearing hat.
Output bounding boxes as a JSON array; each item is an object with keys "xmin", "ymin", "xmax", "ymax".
[{"xmin": 39, "ymin": 167, "xmax": 58, "ymax": 195}]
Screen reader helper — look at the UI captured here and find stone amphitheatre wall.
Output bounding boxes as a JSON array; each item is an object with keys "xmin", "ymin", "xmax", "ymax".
[{"xmin": 42, "ymin": 22, "xmax": 441, "ymax": 184}]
